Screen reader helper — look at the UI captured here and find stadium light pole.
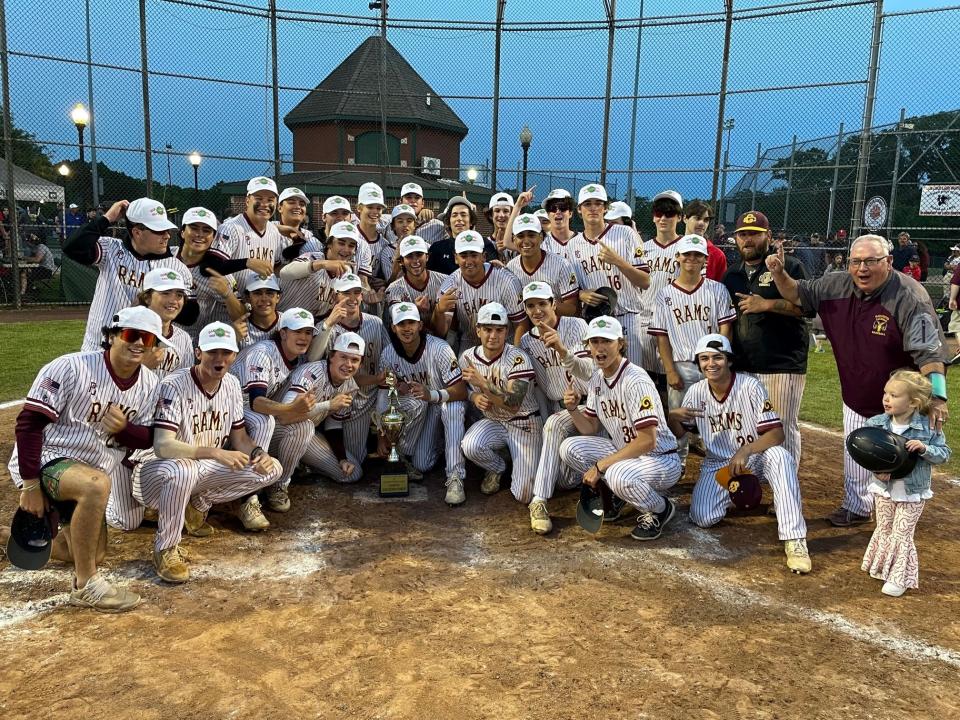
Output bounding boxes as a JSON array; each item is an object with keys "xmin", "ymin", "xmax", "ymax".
[
  {"xmin": 519, "ymin": 125, "xmax": 532, "ymax": 190},
  {"xmin": 70, "ymin": 103, "xmax": 89, "ymax": 163},
  {"xmin": 719, "ymin": 117, "xmax": 735, "ymax": 222},
  {"xmin": 189, "ymin": 151, "xmax": 202, "ymax": 191}
]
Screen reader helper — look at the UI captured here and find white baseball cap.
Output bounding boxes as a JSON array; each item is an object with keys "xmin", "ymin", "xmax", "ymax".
[
  {"xmin": 333, "ymin": 331, "xmax": 366, "ymax": 357},
  {"xmin": 577, "ymin": 184, "xmax": 608, "ymax": 205},
  {"xmin": 180, "ymin": 206, "xmax": 218, "ymax": 230},
  {"xmin": 357, "ymin": 182, "xmax": 385, "ymax": 207},
  {"xmin": 399, "ymin": 235, "xmax": 429, "ymax": 256},
  {"xmin": 522, "ymin": 281, "xmax": 554, "ymax": 301},
  {"xmin": 330, "ymin": 221, "xmax": 360, "ymax": 242},
  {"xmin": 534, "ymin": 209, "xmax": 549, "ymax": 220},
  {"xmin": 676, "ymin": 234, "xmax": 709, "ymax": 256},
  {"xmin": 391, "ymin": 203, "xmax": 416, "ymax": 220},
  {"xmin": 332, "ymin": 272, "xmax": 363, "ymax": 292},
  {"xmin": 440, "ymin": 195, "xmax": 476, "ymax": 220},
  {"xmin": 126, "ymin": 198, "xmax": 177, "ymax": 232},
  {"xmin": 68, "ymin": 203, "xmax": 78, "ymax": 209},
  {"xmin": 400, "ymin": 182, "xmax": 423, "ymax": 197},
  {"xmin": 278, "ymin": 307, "xmax": 317, "ymax": 333},
  {"xmin": 323, "ymin": 195, "xmax": 351, "ymax": 215},
  {"xmin": 198, "ymin": 322, "xmax": 239, "ymax": 352},
  {"xmin": 512, "ymin": 213, "xmax": 542, "ymax": 236},
  {"xmin": 653, "ymin": 190, "xmax": 683, "ymax": 209},
  {"xmin": 391, "ymin": 302, "xmax": 421, "ymax": 324},
  {"xmin": 542, "ymin": 188, "xmax": 572, "ymax": 209},
  {"xmin": 694, "ymin": 333, "xmax": 733, "ymax": 357},
  {"xmin": 455, "ymin": 230, "xmax": 485, "ymax": 254},
  {"xmin": 585, "ymin": 315, "xmax": 623, "ymax": 340},
  {"xmin": 247, "ymin": 176, "xmax": 278, "ymax": 196},
  {"xmin": 143, "ymin": 267, "xmax": 188, "ymax": 292},
  {"xmin": 110, "ymin": 306, "xmax": 174, "ymax": 347},
  {"xmin": 489, "ymin": 192, "xmax": 514, "ymax": 209},
  {"xmin": 604, "ymin": 201, "xmax": 633, "ymax": 221},
  {"xmin": 278, "ymin": 187, "xmax": 309, "ymax": 204},
  {"xmin": 951, "ymin": 245, "xmax": 960, "ymax": 252},
  {"xmin": 477, "ymin": 302, "xmax": 509, "ymax": 326},
  {"xmin": 246, "ymin": 275, "xmax": 281, "ymax": 293}
]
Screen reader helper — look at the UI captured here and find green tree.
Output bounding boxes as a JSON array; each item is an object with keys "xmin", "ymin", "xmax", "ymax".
[{"xmin": 1, "ymin": 106, "xmax": 54, "ymax": 179}]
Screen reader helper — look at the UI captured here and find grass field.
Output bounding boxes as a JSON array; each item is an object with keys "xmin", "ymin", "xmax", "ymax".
[{"xmin": 0, "ymin": 322, "xmax": 957, "ymax": 473}]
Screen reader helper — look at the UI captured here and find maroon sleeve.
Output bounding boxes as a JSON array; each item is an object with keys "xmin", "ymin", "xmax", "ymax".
[
  {"xmin": 114, "ymin": 422, "xmax": 153, "ymax": 450},
  {"xmin": 15, "ymin": 408, "xmax": 54, "ymax": 481},
  {"xmin": 951, "ymin": 263, "xmax": 960, "ymax": 286}
]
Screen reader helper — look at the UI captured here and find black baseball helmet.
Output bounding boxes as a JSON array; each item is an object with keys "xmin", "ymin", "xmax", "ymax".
[
  {"xmin": 845, "ymin": 426, "xmax": 918, "ymax": 480},
  {"xmin": 582, "ymin": 286, "xmax": 618, "ymax": 323},
  {"xmin": 6, "ymin": 506, "xmax": 60, "ymax": 571}
]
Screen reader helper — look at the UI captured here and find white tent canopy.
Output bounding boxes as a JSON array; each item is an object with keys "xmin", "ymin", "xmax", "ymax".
[{"xmin": 0, "ymin": 157, "xmax": 66, "ymax": 204}]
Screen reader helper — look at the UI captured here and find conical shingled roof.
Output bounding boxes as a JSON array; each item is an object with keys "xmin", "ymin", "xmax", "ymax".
[{"xmin": 284, "ymin": 36, "xmax": 468, "ymax": 137}]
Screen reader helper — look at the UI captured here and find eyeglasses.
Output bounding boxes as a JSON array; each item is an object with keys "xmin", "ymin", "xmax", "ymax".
[
  {"xmin": 118, "ymin": 328, "xmax": 159, "ymax": 348},
  {"xmin": 545, "ymin": 204, "xmax": 571, "ymax": 214},
  {"xmin": 653, "ymin": 209, "xmax": 679, "ymax": 218},
  {"xmin": 847, "ymin": 256, "xmax": 889, "ymax": 269}
]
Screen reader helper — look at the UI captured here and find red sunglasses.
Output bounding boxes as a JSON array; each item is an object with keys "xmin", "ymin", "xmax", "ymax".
[{"xmin": 118, "ymin": 328, "xmax": 159, "ymax": 349}]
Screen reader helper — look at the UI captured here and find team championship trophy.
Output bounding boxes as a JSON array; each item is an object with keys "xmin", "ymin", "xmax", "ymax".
[{"xmin": 379, "ymin": 371, "xmax": 409, "ymax": 498}]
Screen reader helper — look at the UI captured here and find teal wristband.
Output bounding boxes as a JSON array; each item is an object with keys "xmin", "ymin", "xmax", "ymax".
[{"xmin": 929, "ymin": 372, "xmax": 947, "ymax": 401}]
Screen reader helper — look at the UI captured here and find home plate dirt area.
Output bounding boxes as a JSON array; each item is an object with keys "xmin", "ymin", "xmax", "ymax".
[{"xmin": 0, "ymin": 411, "xmax": 958, "ymax": 720}]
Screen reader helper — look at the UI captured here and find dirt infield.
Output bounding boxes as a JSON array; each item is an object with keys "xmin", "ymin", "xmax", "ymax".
[{"xmin": 0, "ymin": 406, "xmax": 958, "ymax": 720}]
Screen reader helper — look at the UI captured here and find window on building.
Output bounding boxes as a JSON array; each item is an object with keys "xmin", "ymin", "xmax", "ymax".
[{"xmin": 355, "ymin": 132, "xmax": 400, "ymax": 166}]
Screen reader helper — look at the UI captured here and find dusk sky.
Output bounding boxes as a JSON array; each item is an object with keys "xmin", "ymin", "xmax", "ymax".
[{"xmin": 5, "ymin": 0, "xmax": 956, "ymax": 202}]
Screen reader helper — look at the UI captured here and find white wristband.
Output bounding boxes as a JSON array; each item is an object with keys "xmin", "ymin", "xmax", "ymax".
[{"xmin": 429, "ymin": 390, "xmax": 440, "ymax": 403}]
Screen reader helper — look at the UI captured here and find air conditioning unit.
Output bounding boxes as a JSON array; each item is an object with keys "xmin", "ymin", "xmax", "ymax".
[{"xmin": 421, "ymin": 156, "xmax": 441, "ymax": 177}]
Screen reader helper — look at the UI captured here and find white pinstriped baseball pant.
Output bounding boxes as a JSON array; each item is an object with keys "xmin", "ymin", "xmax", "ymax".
[
  {"xmin": 691, "ymin": 448, "xmax": 807, "ymax": 540},
  {"xmin": 271, "ymin": 420, "xmax": 363, "ymax": 484},
  {"xmin": 637, "ymin": 316, "xmax": 665, "ymax": 375},
  {"xmin": 532, "ymin": 409, "xmax": 582, "ymax": 500},
  {"xmin": 842, "ymin": 403, "xmax": 874, "ymax": 516},
  {"xmin": 558, "ymin": 436, "xmax": 681, "ymax": 513},
  {"xmin": 755, "ymin": 372, "xmax": 807, "ymax": 464},
  {"xmin": 343, "ymin": 392, "xmax": 378, "ymax": 466},
  {"xmin": 461, "ymin": 415, "xmax": 543, "ymax": 503},
  {"xmin": 105, "ymin": 464, "xmax": 144, "ymax": 531},
  {"xmin": 135, "ymin": 457, "xmax": 282, "ymax": 552},
  {"xmin": 390, "ymin": 396, "xmax": 466, "ymax": 480},
  {"xmin": 244, "ymin": 408, "xmax": 277, "ymax": 450}
]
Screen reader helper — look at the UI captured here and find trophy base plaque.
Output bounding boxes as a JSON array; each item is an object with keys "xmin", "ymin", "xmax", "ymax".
[{"xmin": 379, "ymin": 460, "xmax": 409, "ymax": 498}]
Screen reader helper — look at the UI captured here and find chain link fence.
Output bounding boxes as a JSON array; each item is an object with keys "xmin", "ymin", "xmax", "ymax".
[{"xmin": 0, "ymin": 0, "xmax": 957, "ymax": 306}]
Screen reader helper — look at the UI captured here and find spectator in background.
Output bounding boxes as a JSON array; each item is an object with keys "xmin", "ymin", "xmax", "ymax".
[
  {"xmin": 823, "ymin": 252, "xmax": 846, "ymax": 275},
  {"xmin": 683, "ymin": 200, "xmax": 727, "ymax": 281},
  {"xmin": 713, "ymin": 223, "xmax": 726, "ymax": 245},
  {"xmin": 915, "ymin": 238, "xmax": 930, "ymax": 281},
  {"xmin": 65, "ymin": 203, "xmax": 84, "ymax": 236},
  {"xmin": 943, "ymin": 245, "xmax": 960, "ymax": 275},
  {"xmin": 902, "ymin": 254, "xmax": 922, "ymax": 282},
  {"xmin": 18, "ymin": 233, "xmax": 56, "ymax": 295},
  {"xmin": 891, "ymin": 231, "xmax": 916, "ymax": 271}
]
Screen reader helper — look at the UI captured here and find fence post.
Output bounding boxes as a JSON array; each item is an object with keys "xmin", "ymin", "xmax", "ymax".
[
  {"xmin": 600, "ymin": 0, "xmax": 616, "ymax": 186},
  {"xmin": 84, "ymin": 0, "xmax": 99, "ymax": 209},
  {"xmin": 139, "ymin": 0, "xmax": 153, "ymax": 196},
  {"xmin": 826, "ymin": 121, "xmax": 844, "ymax": 238},
  {"xmin": 887, "ymin": 106, "xmax": 906, "ymax": 238},
  {"xmin": 625, "ymin": 0, "xmax": 645, "ymax": 207},
  {"xmin": 750, "ymin": 142, "xmax": 761, "ymax": 209},
  {"xmin": 850, "ymin": 0, "xmax": 883, "ymax": 238},
  {"xmin": 490, "ymin": 0, "xmax": 505, "ymax": 191},
  {"xmin": 269, "ymin": 0, "xmax": 281, "ymax": 178},
  {"xmin": 0, "ymin": 0, "xmax": 20, "ymax": 307},
  {"xmin": 783, "ymin": 134, "xmax": 797, "ymax": 230},
  {"xmin": 710, "ymin": 0, "xmax": 734, "ymax": 210}
]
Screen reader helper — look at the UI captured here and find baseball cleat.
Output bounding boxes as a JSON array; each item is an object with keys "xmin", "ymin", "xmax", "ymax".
[
  {"xmin": 237, "ymin": 495, "xmax": 270, "ymax": 531},
  {"xmin": 826, "ymin": 507, "xmax": 870, "ymax": 527},
  {"xmin": 69, "ymin": 573, "xmax": 142, "ymax": 613},
  {"xmin": 528, "ymin": 499, "xmax": 552, "ymax": 535},
  {"xmin": 184, "ymin": 503, "xmax": 214, "ymax": 537},
  {"xmin": 881, "ymin": 581, "xmax": 906, "ymax": 597},
  {"xmin": 480, "ymin": 471, "xmax": 502, "ymax": 495},
  {"xmin": 784, "ymin": 538, "xmax": 812, "ymax": 574},
  {"xmin": 630, "ymin": 497, "xmax": 676, "ymax": 541},
  {"xmin": 153, "ymin": 545, "xmax": 190, "ymax": 584},
  {"xmin": 445, "ymin": 476, "xmax": 466, "ymax": 506},
  {"xmin": 264, "ymin": 484, "xmax": 291, "ymax": 513}
]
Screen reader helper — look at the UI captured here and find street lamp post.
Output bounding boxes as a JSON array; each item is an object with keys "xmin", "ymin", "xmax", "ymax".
[
  {"xmin": 188, "ymin": 151, "xmax": 202, "ymax": 191},
  {"xmin": 719, "ymin": 117, "xmax": 735, "ymax": 222},
  {"xmin": 519, "ymin": 125, "xmax": 532, "ymax": 190},
  {"xmin": 70, "ymin": 103, "xmax": 89, "ymax": 162},
  {"xmin": 58, "ymin": 163, "xmax": 70, "ymax": 178}
]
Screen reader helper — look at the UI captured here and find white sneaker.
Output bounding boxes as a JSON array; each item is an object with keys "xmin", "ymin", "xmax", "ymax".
[
  {"xmin": 69, "ymin": 572, "xmax": 141, "ymax": 613},
  {"xmin": 480, "ymin": 470, "xmax": 501, "ymax": 495},
  {"xmin": 238, "ymin": 495, "xmax": 270, "ymax": 531},
  {"xmin": 784, "ymin": 538, "xmax": 812, "ymax": 574},
  {"xmin": 529, "ymin": 500, "xmax": 552, "ymax": 535},
  {"xmin": 882, "ymin": 581, "xmax": 906, "ymax": 597},
  {"xmin": 444, "ymin": 476, "xmax": 465, "ymax": 506}
]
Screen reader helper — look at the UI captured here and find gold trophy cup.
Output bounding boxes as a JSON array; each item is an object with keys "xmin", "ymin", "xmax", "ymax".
[{"xmin": 379, "ymin": 371, "xmax": 409, "ymax": 497}]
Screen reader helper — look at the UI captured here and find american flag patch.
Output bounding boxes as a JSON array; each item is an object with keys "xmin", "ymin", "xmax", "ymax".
[
  {"xmin": 249, "ymin": 365, "xmax": 264, "ymax": 373},
  {"xmin": 38, "ymin": 377, "xmax": 60, "ymax": 394}
]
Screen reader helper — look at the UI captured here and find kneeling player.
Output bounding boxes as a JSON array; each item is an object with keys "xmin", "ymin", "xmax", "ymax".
[
  {"xmin": 135, "ymin": 323, "xmax": 283, "ymax": 583},
  {"xmin": 459, "ymin": 302, "xmax": 543, "ymax": 505},
  {"xmin": 559, "ymin": 316, "xmax": 682, "ymax": 540},
  {"xmin": 667, "ymin": 334, "xmax": 811, "ymax": 574}
]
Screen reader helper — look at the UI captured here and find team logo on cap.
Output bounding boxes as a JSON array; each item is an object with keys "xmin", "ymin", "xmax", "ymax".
[
  {"xmin": 151, "ymin": 206, "xmax": 164, "ymax": 216},
  {"xmin": 296, "ymin": 311, "xmax": 310, "ymax": 319},
  {"xmin": 210, "ymin": 327, "xmax": 226, "ymax": 337},
  {"xmin": 519, "ymin": 216, "xmax": 533, "ymax": 225},
  {"xmin": 596, "ymin": 319, "xmax": 608, "ymax": 327},
  {"xmin": 405, "ymin": 238, "xmax": 418, "ymax": 245},
  {"xmin": 290, "ymin": 187, "xmax": 302, "ymax": 194},
  {"xmin": 196, "ymin": 209, "xmax": 208, "ymax": 216},
  {"xmin": 729, "ymin": 479, "xmax": 741, "ymax": 493},
  {"xmin": 343, "ymin": 223, "xmax": 355, "ymax": 231},
  {"xmin": 399, "ymin": 304, "xmax": 413, "ymax": 311},
  {"xmin": 744, "ymin": 213, "xmax": 756, "ymax": 224},
  {"xmin": 586, "ymin": 186, "xmax": 597, "ymax": 192},
  {"xmin": 690, "ymin": 236, "xmax": 701, "ymax": 244},
  {"xmin": 526, "ymin": 283, "xmax": 539, "ymax": 291},
  {"xmin": 255, "ymin": 178, "xmax": 270, "ymax": 185},
  {"xmin": 165, "ymin": 271, "xmax": 177, "ymax": 280}
]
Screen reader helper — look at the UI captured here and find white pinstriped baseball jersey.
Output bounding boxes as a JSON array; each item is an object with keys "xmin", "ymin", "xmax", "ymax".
[
  {"xmin": 458, "ymin": 344, "xmax": 538, "ymax": 422},
  {"xmin": 638, "ymin": 236, "xmax": 682, "ymax": 318},
  {"xmin": 301, "ymin": 235, "xmax": 373, "ymax": 278},
  {"xmin": 681, "ymin": 372, "xmax": 782, "ymax": 462},
  {"xmin": 177, "ymin": 249, "xmax": 235, "ymax": 331},
  {"xmin": 211, "ymin": 213, "xmax": 289, "ymax": 270},
  {"xmin": 8, "ymin": 351, "xmax": 160, "ymax": 486},
  {"xmin": 359, "ymin": 226, "xmax": 388, "ymax": 280},
  {"xmin": 583, "ymin": 359, "xmax": 677, "ymax": 453},
  {"xmin": 241, "ymin": 316, "xmax": 280, "ymax": 349},
  {"xmin": 648, "ymin": 279, "xmax": 737, "ymax": 361},
  {"xmin": 379, "ymin": 335, "xmax": 463, "ymax": 391},
  {"xmin": 568, "ymin": 224, "xmax": 649, "ymax": 313},
  {"xmin": 281, "ymin": 360, "xmax": 359, "ymax": 422},
  {"xmin": 540, "ymin": 233, "xmax": 575, "ymax": 264},
  {"xmin": 80, "ymin": 237, "xmax": 193, "ymax": 351},
  {"xmin": 231, "ymin": 338, "xmax": 300, "ymax": 407},
  {"xmin": 323, "ymin": 314, "xmax": 390, "ymax": 393},
  {"xmin": 439, "ymin": 264, "xmax": 525, "ymax": 349},
  {"xmin": 518, "ymin": 317, "xmax": 591, "ymax": 400},
  {"xmin": 152, "ymin": 325, "xmax": 195, "ymax": 380},
  {"xmin": 152, "ymin": 367, "xmax": 246, "ymax": 448},
  {"xmin": 506, "ymin": 252, "xmax": 580, "ymax": 303},
  {"xmin": 384, "ymin": 271, "xmax": 445, "ymax": 308},
  {"xmin": 278, "ymin": 251, "xmax": 325, "ymax": 312}
]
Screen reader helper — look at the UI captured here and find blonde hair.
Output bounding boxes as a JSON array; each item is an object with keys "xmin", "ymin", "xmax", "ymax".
[{"xmin": 887, "ymin": 369, "xmax": 932, "ymax": 415}]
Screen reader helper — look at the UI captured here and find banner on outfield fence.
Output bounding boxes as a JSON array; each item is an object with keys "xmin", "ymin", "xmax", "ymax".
[{"xmin": 920, "ymin": 184, "xmax": 960, "ymax": 216}]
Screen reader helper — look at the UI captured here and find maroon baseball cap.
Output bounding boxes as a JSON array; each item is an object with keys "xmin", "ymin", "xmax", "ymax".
[
  {"xmin": 734, "ymin": 211, "xmax": 770, "ymax": 233},
  {"xmin": 715, "ymin": 466, "xmax": 763, "ymax": 511}
]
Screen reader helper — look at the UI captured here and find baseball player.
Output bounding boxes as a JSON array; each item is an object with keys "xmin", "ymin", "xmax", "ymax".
[
  {"xmin": 568, "ymin": 184, "xmax": 650, "ymax": 366},
  {"xmin": 433, "ymin": 230, "xmax": 527, "ymax": 352},
  {"xmin": 506, "ymin": 212, "xmax": 580, "ymax": 317},
  {"xmin": 667, "ymin": 333, "xmax": 811, "ymax": 574},
  {"xmin": 63, "ymin": 198, "xmax": 196, "ymax": 352},
  {"xmin": 230, "ymin": 307, "xmax": 317, "ymax": 517},
  {"xmin": 355, "ymin": 182, "xmax": 389, "ymax": 284},
  {"xmin": 637, "ymin": 190, "xmax": 685, "ymax": 376},
  {"xmin": 234, "ymin": 275, "xmax": 282, "ymax": 349},
  {"xmin": 395, "ymin": 181, "xmax": 446, "ymax": 246},
  {"xmin": 517, "ymin": 282, "xmax": 593, "ymax": 534},
  {"xmin": 303, "ymin": 195, "xmax": 372, "ymax": 275},
  {"xmin": 270, "ymin": 333, "xmax": 364, "ymax": 488},
  {"xmin": 273, "ymin": 186, "xmax": 316, "ymax": 257},
  {"xmin": 8, "ymin": 306, "xmax": 165, "ymax": 612},
  {"xmin": 534, "ymin": 209, "xmax": 550, "ymax": 234},
  {"xmin": 558, "ymin": 316, "xmax": 682, "ymax": 541},
  {"xmin": 540, "ymin": 189, "xmax": 576, "ymax": 262},
  {"xmin": 277, "ymin": 220, "xmax": 359, "ymax": 315},
  {"xmin": 135, "ymin": 322, "xmax": 283, "ymax": 583},
  {"xmin": 486, "ymin": 192, "xmax": 515, "ymax": 259},
  {"xmin": 384, "ymin": 236, "xmax": 446, "ymax": 333},
  {"xmin": 136, "ymin": 268, "xmax": 195, "ymax": 380},
  {"xmin": 459, "ymin": 302, "xmax": 543, "ymax": 503},
  {"xmin": 648, "ymin": 234, "xmax": 736, "ymax": 463},
  {"xmin": 378, "ymin": 302, "xmax": 469, "ymax": 504},
  {"xmin": 380, "ymin": 204, "xmax": 418, "ymax": 284}
]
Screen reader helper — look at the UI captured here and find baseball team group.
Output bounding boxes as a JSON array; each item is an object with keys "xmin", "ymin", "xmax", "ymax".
[{"xmin": 5, "ymin": 175, "xmax": 951, "ymax": 612}]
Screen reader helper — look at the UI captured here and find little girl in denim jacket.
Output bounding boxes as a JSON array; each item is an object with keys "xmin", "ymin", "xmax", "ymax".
[{"xmin": 861, "ymin": 369, "xmax": 950, "ymax": 597}]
